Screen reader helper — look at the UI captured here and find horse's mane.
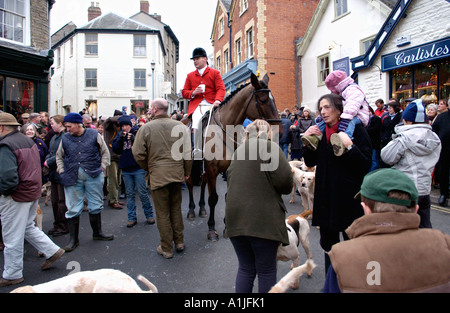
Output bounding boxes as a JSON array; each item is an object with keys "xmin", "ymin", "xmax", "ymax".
[{"xmin": 219, "ymin": 82, "xmax": 251, "ymax": 107}]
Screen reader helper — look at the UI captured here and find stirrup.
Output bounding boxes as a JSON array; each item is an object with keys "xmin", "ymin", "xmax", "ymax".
[{"xmin": 193, "ymin": 148, "xmax": 203, "ymax": 161}]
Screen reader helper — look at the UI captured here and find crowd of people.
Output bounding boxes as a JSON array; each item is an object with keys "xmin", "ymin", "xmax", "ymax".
[
  {"xmin": 0, "ymin": 51, "xmax": 449, "ymax": 292},
  {"xmin": 0, "ymin": 100, "xmax": 190, "ymax": 287}
]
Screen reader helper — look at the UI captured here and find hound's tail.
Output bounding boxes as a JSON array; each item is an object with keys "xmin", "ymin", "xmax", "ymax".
[
  {"xmin": 269, "ymin": 259, "xmax": 316, "ymax": 293},
  {"xmin": 137, "ymin": 275, "xmax": 158, "ymax": 293}
]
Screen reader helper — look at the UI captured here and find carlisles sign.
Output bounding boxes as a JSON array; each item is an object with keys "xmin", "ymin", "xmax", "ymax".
[{"xmin": 382, "ymin": 37, "xmax": 450, "ymax": 71}]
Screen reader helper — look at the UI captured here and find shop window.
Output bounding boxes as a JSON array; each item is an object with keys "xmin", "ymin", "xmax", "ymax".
[
  {"xmin": 392, "ymin": 59, "xmax": 450, "ymax": 106},
  {"xmin": 392, "ymin": 67, "xmax": 412, "ymax": 103},
  {"xmin": 439, "ymin": 59, "xmax": 450, "ymax": 101},
  {"xmin": 131, "ymin": 99, "xmax": 149, "ymax": 117},
  {"xmin": 85, "ymin": 100, "xmax": 97, "ymax": 119},
  {"xmin": 414, "ymin": 61, "xmax": 438, "ymax": 105},
  {"xmin": 0, "ymin": 77, "xmax": 34, "ymax": 121}
]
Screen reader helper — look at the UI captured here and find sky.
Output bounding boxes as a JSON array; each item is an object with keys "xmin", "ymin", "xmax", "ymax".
[{"xmin": 50, "ymin": 0, "xmax": 218, "ymax": 90}]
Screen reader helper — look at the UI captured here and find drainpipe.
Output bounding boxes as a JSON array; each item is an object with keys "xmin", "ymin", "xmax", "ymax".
[{"xmin": 227, "ymin": 11, "xmax": 233, "ymax": 70}]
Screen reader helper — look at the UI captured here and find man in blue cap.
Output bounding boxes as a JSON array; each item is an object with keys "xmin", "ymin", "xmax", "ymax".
[{"xmin": 56, "ymin": 112, "xmax": 113, "ymax": 252}]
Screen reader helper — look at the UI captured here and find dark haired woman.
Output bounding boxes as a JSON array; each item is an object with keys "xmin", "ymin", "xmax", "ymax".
[{"xmin": 302, "ymin": 93, "xmax": 372, "ymax": 275}]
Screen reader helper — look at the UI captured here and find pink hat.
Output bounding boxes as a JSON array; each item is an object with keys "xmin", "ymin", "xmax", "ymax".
[{"xmin": 325, "ymin": 70, "xmax": 348, "ymax": 94}]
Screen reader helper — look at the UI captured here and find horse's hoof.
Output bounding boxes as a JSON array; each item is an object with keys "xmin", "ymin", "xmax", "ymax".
[
  {"xmin": 207, "ymin": 230, "xmax": 219, "ymax": 241},
  {"xmin": 199, "ymin": 209, "xmax": 207, "ymax": 218},
  {"xmin": 186, "ymin": 211, "xmax": 195, "ymax": 221}
]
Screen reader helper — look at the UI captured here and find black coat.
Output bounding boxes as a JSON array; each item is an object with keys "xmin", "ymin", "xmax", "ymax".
[
  {"xmin": 380, "ymin": 112, "xmax": 402, "ymax": 148},
  {"xmin": 303, "ymin": 124, "xmax": 372, "ymax": 231}
]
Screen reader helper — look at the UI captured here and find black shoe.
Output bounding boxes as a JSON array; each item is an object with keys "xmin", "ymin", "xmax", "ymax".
[{"xmin": 439, "ymin": 195, "xmax": 448, "ymax": 207}]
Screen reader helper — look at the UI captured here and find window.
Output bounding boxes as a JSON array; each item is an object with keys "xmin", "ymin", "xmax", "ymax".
[
  {"xmin": 134, "ymin": 69, "xmax": 146, "ymax": 88},
  {"xmin": 224, "ymin": 49, "xmax": 229, "ymax": 73},
  {"xmin": 69, "ymin": 38, "xmax": 73, "ymax": 57},
  {"xmin": 219, "ymin": 17, "xmax": 224, "ymax": 38},
  {"xmin": 56, "ymin": 47, "xmax": 61, "ymax": 67},
  {"xmin": 236, "ymin": 38, "xmax": 241, "ymax": 65},
  {"xmin": 134, "ymin": 35, "xmax": 146, "ymax": 56},
  {"xmin": 216, "ymin": 56, "xmax": 221, "ymax": 73},
  {"xmin": 335, "ymin": 0, "xmax": 348, "ymax": 18},
  {"xmin": 318, "ymin": 54, "xmax": 330, "ymax": 85},
  {"xmin": 85, "ymin": 69, "xmax": 97, "ymax": 88},
  {"xmin": 0, "ymin": 0, "xmax": 26, "ymax": 43},
  {"xmin": 85, "ymin": 33, "xmax": 98, "ymax": 55},
  {"xmin": 0, "ymin": 76, "xmax": 34, "ymax": 117},
  {"xmin": 360, "ymin": 36, "xmax": 375, "ymax": 55},
  {"xmin": 241, "ymin": 0, "xmax": 248, "ymax": 14},
  {"xmin": 246, "ymin": 28, "xmax": 253, "ymax": 59}
]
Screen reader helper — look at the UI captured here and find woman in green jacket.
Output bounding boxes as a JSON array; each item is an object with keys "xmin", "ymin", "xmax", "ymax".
[{"xmin": 225, "ymin": 119, "xmax": 293, "ymax": 293}]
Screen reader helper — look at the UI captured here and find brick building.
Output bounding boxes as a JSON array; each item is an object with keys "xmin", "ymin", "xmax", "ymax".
[
  {"xmin": 211, "ymin": 0, "xmax": 319, "ymax": 111},
  {"xmin": 0, "ymin": 0, "xmax": 55, "ymax": 120}
]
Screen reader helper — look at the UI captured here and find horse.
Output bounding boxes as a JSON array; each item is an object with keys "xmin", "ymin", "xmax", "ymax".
[{"xmin": 183, "ymin": 73, "xmax": 281, "ymax": 241}]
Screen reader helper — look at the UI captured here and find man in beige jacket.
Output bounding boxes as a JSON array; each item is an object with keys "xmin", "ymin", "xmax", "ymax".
[{"xmin": 133, "ymin": 98, "xmax": 192, "ymax": 259}]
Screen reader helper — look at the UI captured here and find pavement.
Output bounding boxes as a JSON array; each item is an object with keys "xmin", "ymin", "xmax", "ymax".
[{"xmin": 0, "ymin": 177, "xmax": 449, "ymax": 294}]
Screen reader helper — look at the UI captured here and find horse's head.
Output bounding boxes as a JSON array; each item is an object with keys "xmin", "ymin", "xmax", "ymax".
[{"xmin": 245, "ymin": 73, "xmax": 281, "ymax": 125}]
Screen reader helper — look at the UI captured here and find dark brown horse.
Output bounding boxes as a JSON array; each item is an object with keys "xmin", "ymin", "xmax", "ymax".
[{"xmin": 184, "ymin": 73, "xmax": 280, "ymax": 241}]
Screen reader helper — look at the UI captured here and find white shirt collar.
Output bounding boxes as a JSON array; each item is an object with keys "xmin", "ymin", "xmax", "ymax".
[{"xmin": 198, "ymin": 66, "xmax": 207, "ymax": 76}]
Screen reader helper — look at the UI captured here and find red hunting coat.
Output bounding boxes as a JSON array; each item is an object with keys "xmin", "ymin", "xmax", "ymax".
[{"xmin": 182, "ymin": 67, "xmax": 226, "ymax": 116}]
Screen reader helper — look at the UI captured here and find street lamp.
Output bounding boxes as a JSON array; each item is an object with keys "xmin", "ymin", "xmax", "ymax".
[{"xmin": 151, "ymin": 61, "xmax": 155, "ymax": 100}]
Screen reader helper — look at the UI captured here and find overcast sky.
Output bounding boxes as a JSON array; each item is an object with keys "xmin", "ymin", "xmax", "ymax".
[{"xmin": 50, "ymin": 0, "xmax": 218, "ymax": 90}]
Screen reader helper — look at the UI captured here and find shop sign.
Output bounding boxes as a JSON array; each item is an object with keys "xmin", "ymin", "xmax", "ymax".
[
  {"xmin": 381, "ymin": 37, "xmax": 450, "ymax": 71},
  {"xmin": 333, "ymin": 57, "xmax": 350, "ymax": 76}
]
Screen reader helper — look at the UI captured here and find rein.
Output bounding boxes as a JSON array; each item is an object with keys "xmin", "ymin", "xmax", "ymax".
[{"xmin": 244, "ymin": 88, "xmax": 281, "ymax": 124}]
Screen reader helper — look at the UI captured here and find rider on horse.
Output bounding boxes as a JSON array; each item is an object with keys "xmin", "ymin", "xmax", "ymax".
[{"xmin": 182, "ymin": 47, "xmax": 225, "ymax": 161}]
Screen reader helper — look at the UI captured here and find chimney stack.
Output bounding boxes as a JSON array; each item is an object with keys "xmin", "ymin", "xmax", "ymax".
[
  {"xmin": 88, "ymin": 2, "xmax": 102, "ymax": 21},
  {"xmin": 140, "ymin": 1, "xmax": 149, "ymax": 14}
]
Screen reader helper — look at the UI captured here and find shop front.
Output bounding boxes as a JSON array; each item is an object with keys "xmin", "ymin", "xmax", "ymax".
[
  {"xmin": 382, "ymin": 37, "xmax": 450, "ymax": 107},
  {"xmin": 0, "ymin": 45, "xmax": 53, "ymax": 122}
]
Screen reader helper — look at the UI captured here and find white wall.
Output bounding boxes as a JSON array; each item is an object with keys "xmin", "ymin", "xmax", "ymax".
[
  {"xmin": 358, "ymin": 0, "xmax": 450, "ymax": 104},
  {"xmin": 300, "ymin": 0, "xmax": 390, "ymax": 112},
  {"xmin": 50, "ymin": 31, "xmax": 163, "ymax": 118}
]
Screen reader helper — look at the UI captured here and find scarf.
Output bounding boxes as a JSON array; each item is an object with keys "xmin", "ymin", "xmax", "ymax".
[{"xmin": 325, "ymin": 122, "xmax": 339, "ymax": 144}]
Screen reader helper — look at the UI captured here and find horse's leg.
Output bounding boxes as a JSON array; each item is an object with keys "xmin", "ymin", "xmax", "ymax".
[
  {"xmin": 186, "ymin": 178, "xmax": 196, "ymax": 220},
  {"xmin": 206, "ymin": 174, "xmax": 219, "ymax": 241},
  {"xmin": 198, "ymin": 177, "xmax": 207, "ymax": 218}
]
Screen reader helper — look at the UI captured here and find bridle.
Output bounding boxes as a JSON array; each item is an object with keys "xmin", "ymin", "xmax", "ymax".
[{"xmin": 244, "ymin": 88, "xmax": 281, "ymax": 124}]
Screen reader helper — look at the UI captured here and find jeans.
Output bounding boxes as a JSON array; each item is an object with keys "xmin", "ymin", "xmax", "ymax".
[
  {"xmin": 317, "ymin": 116, "xmax": 361, "ymax": 139},
  {"xmin": 122, "ymin": 169, "xmax": 154, "ymax": 222},
  {"xmin": 230, "ymin": 236, "xmax": 279, "ymax": 293},
  {"xmin": 0, "ymin": 196, "xmax": 60, "ymax": 280},
  {"xmin": 64, "ymin": 167, "xmax": 104, "ymax": 219},
  {"xmin": 280, "ymin": 143, "xmax": 289, "ymax": 159}
]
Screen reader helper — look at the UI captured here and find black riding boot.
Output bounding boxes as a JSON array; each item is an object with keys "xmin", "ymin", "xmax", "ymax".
[
  {"xmin": 64, "ymin": 216, "xmax": 80, "ymax": 252},
  {"xmin": 89, "ymin": 213, "xmax": 114, "ymax": 241}
]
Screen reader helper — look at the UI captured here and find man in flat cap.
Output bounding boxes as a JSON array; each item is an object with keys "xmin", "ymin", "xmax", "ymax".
[{"xmin": 0, "ymin": 113, "xmax": 64, "ymax": 287}]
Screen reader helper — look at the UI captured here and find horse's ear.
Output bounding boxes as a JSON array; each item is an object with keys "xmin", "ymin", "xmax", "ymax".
[
  {"xmin": 262, "ymin": 73, "xmax": 269, "ymax": 84},
  {"xmin": 251, "ymin": 72, "xmax": 260, "ymax": 90}
]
